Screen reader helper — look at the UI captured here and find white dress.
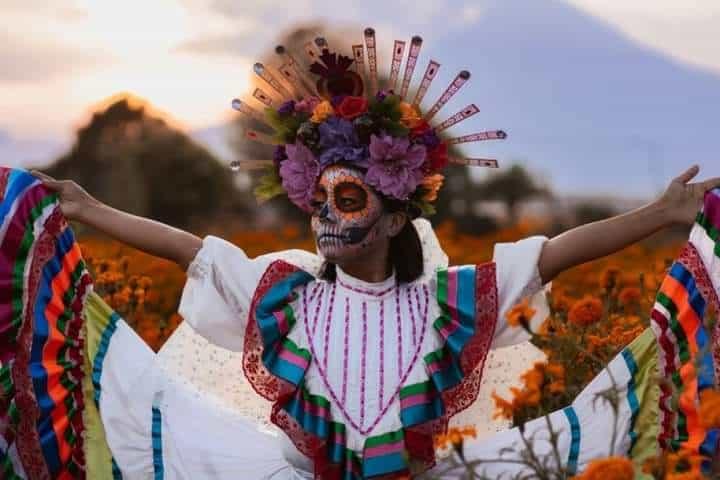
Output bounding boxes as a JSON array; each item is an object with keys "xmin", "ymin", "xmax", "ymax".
[{"xmin": 96, "ymin": 219, "xmax": 551, "ymax": 478}]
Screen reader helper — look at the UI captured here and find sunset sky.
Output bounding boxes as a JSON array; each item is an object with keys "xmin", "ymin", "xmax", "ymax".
[{"xmin": 1, "ymin": 0, "xmax": 719, "ymax": 195}]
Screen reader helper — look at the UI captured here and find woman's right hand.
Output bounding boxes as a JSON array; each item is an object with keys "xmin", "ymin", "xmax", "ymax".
[{"xmin": 30, "ymin": 170, "xmax": 98, "ymax": 222}]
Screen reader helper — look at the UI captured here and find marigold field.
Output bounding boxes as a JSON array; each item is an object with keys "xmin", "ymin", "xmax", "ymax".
[{"xmin": 80, "ymin": 221, "xmax": 720, "ymax": 478}]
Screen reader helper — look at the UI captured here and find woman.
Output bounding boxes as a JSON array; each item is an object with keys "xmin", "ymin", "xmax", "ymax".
[{"xmin": 6, "ymin": 29, "xmax": 720, "ymax": 479}]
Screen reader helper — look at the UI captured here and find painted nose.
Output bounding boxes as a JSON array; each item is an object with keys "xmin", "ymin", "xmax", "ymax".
[{"xmin": 318, "ymin": 203, "xmax": 337, "ymax": 223}]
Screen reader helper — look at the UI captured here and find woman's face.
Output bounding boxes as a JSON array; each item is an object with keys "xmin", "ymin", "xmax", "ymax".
[{"xmin": 310, "ymin": 165, "xmax": 389, "ymax": 262}]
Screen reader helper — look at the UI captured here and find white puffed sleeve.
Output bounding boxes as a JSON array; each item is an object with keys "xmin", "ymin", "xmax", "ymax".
[
  {"xmin": 491, "ymin": 235, "xmax": 551, "ymax": 348},
  {"xmin": 178, "ymin": 236, "xmax": 276, "ymax": 351}
]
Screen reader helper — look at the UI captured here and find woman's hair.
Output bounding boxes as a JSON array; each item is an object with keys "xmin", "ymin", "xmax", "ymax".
[{"xmin": 318, "ymin": 197, "xmax": 424, "ymax": 284}]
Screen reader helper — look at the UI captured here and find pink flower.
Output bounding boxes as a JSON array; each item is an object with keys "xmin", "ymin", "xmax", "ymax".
[
  {"xmin": 295, "ymin": 96, "xmax": 322, "ymax": 114},
  {"xmin": 365, "ymin": 134, "xmax": 427, "ymax": 200},
  {"xmin": 279, "ymin": 142, "xmax": 320, "ymax": 211}
]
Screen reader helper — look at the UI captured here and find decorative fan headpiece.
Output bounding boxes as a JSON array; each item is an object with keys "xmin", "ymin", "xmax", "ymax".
[{"xmin": 231, "ymin": 28, "xmax": 505, "ymax": 216}]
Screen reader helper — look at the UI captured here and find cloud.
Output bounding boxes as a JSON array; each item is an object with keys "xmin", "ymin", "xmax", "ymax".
[{"xmin": 0, "ymin": 31, "xmax": 108, "ymax": 84}]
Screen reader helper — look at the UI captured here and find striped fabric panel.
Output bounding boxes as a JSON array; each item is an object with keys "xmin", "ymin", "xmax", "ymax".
[
  {"xmin": 362, "ymin": 429, "xmax": 408, "ymax": 478},
  {"xmin": 152, "ymin": 400, "xmax": 164, "ymax": 480},
  {"xmin": 398, "ymin": 381, "xmax": 444, "ymax": 427},
  {"xmin": 425, "ymin": 265, "xmax": 477, "ymax": 391}
]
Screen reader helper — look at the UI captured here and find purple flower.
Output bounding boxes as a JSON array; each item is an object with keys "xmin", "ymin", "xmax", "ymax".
[
  {"xmin": 330, "ymin": 95, "xmax": 347, "ymax": 108},
  {"xmin": 279, "ymin": 142, "xmax": 320, "ymax": 212},
  {"xmin": 273, "ymin": 145, "xmax": 287, "ymax": 166},
  {"xmin": 317, "ymin": 116, "xmax": 368, "ymax": 167},
  {"xmin": 416, "ymin": 128, "xmax": 440, "ymax": 149},
  {"xmin": 295, "ymin": 96, "xmax": 321, "ymax": 114},
  {"xmin": 375, "ymin": 89, "xmax": 394, "ymax": 102},
  {"xmin": 278, "ymin": 100, "xmax": 296, "ymax": 115},
  {"xmin": 365, "ymin": 134, "xmax": 427, "ymax": 200}
]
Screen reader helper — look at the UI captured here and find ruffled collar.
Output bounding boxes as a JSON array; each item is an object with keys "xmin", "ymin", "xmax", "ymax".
[{"xmin": 335, "ymin": 265, "xmax": 397, "ymax": 298}]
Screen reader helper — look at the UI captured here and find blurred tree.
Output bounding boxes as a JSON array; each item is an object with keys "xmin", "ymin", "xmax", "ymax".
[
  {"xmin": 43, "ymin": 94, "xmax": 253, "ymax": 230},
  {"xmin": 573, "ymin": 202, "xmax": 616, "ymax": 225},
  {"xmin": 476, "ymin": 164, "xmax": 551, "ymax": 225}
]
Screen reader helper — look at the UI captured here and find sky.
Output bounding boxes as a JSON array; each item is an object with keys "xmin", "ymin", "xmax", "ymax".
[{"xmin": 1, "ymin": 0, "xmax": 719, "ymax": 195}]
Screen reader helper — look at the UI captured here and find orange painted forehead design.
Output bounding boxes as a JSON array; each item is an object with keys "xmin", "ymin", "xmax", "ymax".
[{"xmin": 316, "ymin": 165, "xmax": 383, "ymax": 222}]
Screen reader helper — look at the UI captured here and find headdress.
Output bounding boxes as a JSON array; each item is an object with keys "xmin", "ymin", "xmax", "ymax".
[{"xmin": 231, "ymin": 28, "xmax": 506, "ymax": 216}]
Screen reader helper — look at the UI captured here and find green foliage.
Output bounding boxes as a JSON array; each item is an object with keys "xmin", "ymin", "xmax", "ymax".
[{"xmin": 253, "ymin": 167, "xmax": 285, "ymax": 202}]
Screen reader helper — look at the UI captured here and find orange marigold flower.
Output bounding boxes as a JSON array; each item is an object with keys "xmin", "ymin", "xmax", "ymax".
[
  {"xmin": 491, "ymin": 391, "xmax": 514, "ymax": 420},
  {"xmin": 434, "ymin": 426, "xmax": 478, "ymax": 450},
  {"xmin": 545, "ymin": 362, "xmax": 565, "ymax": 378},
  {"xmin": 618, "ymin": 286, "xmax": 642, "ymax": 306},
  {"xmin": 568, "ymin": 296, "xmax": 603, "ymax": 327},
  {"xmin": 398, "ymin": 101, "xmax": 423, "ymax": 128},
  {"xmin": 419, "ymin": 174, "xmax": 444, "ymax": 202},
  {"xmin": 506, "ymin": 298, "xmax": 536, "ymax": 329},
  {"xmin": 573, "ymin": 456, "xmax": 634, "ymax": 480},
  {"xmin": 699, "ymin": 389, "xmax": 720, "ymax": 429},
  {"xmin": 548, "ymin": 379, "xmax": 565, "ymax": 394}
]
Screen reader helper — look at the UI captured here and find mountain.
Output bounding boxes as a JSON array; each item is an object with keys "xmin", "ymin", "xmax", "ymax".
[{"xmin": 423, "ymin": 0, "xmax": 719, "ymax": 197}]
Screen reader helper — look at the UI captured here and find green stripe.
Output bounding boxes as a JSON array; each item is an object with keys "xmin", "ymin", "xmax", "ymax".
[
  {"xmin": 0, "ymin": 364, "xmax": 13, "ymax": 395},
  {"xmin": 280, "ymin": 337, "xmax": 311, "ymax": 361},
  {"xmin": 365, "ymin": 429, "xmax": 404, "ymax": 448},
  {"xmin": 695, "ymin": 212, "xmax": 720, "ymax": 258},
  {"xmin": 282, "ymin": 304, "xmax": 296, "ymax": 330},
  {"xmin": 301, "ymin": 386, "xmax": 331, "ymax": 408},
  {"xmin": 423, "ymin": 347, "xmax": 449, "ymax": 365},
  {"xmin": 10, "ymin": 195, "xmax": 57, "ymax": 336},
  {"xmin": 399, "ymin": 381, "xmax": 432, "ymax": 398},
  {"xmin": 656, "ymin": 293, "xmax": 690, "ymax": 364}
]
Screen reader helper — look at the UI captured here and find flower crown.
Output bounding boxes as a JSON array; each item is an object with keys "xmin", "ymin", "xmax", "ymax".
[{"xmin": 231, "ymin": 28, "xmax": 506, "ymax": 216}]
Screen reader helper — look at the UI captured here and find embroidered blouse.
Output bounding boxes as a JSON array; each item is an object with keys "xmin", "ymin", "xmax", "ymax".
[{"xmin": 178, "ymin": 220, "xmax": 548, "ymax": 478}]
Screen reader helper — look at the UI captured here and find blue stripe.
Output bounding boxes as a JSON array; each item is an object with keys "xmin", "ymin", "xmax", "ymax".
[
  {"xmin": 399, "ymin": 398, "xmax": 444, "ymax": 427},
  {"xmin": 29, "ymin": 226, "xmax": 75, "ymax": 475},
  {"xmin": 700, "ymin": 428, "xmax": 720, "ymax": 458},
  {"xmin": 91, "ymin": 312, "xmax": 121, "ymax": 404},
  {"xmin": 427, "ymin": 351, "xmax": 464, "ymax": 391},
  {"xmin": 0, "ymin": 170, "xmax": 36, "ymax": 225},
  {"xmin": 264, "ymin": 353, "xmax": 306, "ymax": 386},
  {"xmin": 563, "ymin": 407, "xmax": 580, "ymax": 475},
  {"xmin": 445, "ymin": 266, "xmax": 477, "ymax": 357},
  {"xmin": 621, "ymin": 349, "xmax": 640, "ymax": 452},
  {"xmin": 362, "ymin": 452, "xmax": 407, "ymax": 478},
  {"xmin": 281, "ymin": 391, "xmax": 330, "ymax": 439},
  {"xmin": 152, "ymin": 405, "xmax": 164, "ymax": 480},
  {"xmin": 668, "ymin": 263, "xmax": 714, "ymax": 388},
  {"xmin": 256, "ymin": 270, "xmax": 313, "ymax": 349}
]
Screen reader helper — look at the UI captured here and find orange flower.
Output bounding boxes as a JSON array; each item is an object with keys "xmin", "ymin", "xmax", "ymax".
[
  {"xmin": 618, "ymin": 286, "xmax": 642, "ymax": 306},
  {"xmin": 572, "ymin": 456, "xmax": 634, "ymax": 480},
  {"xmin": 506, "ymin": 298, "xmax": 536, "ymax": 329},
  {"xmin": 434, "ymin": 426, "xmax": 477, "ymax": 450},
  {"xmin": 419, "ymin": 174, "xmax": 444, "ymax": 202},
  {"xmin": 398, "ymin": 101, "xmax": 423, "ymax": 128},
  {"xmin": 568, "ymin": 296, "xmax": 603, "ymax": 327},
  {"xmin": 310, "ymin": 100, "xmax": 334, "ymax": 123},
  {"xmin": 491, "ymin": 391, "xmax": 514, "ymax": 420},
  {"xmin": 699, "ymin": 389, "xmax": 720, "ymax": 429}
]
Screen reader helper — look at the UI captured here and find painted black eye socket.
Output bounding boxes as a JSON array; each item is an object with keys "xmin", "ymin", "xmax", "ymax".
[
  {"xmin": 310, "ymin": 188, "xmax": 327, "ymax": 213},
  {"xmin": 334, "ymin": 182, "xmax": 367, "ymax": 213}
]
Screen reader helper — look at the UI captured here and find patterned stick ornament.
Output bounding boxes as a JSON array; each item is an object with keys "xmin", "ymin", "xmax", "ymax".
[
  {"xmin": 411, "ymin": 60, "xmax": 440, "ymax": 108},
  {"xmin": 303, "ymin": 41, "xmax": 320, "ymax": 63},
  {"xmin": 435, "ymin": 104, "xmax": 480, "ymax": 133},
  {"xmin": 352, "ymin": 44, "xmax": 366, "ymax": 76},
  {"xmin": 386, "ymin": 40, "xmax": 406, "ymax": 92},
  {"xmin": 252, "ymin": 87, "xmax": 274, "ymax": 107},
  {"xmin": 424, "ymin": 70, "xmax": 471, "ymax": 122},
  {"xmin": 275, "ymin": 45, "xmax": 317, "ymax": 97},
  {"xmin": 253, "ymin": 62, "xmax": 293, "ymax": 100},
  {"xmin": 364, "ymin": 27, "xmax": 378, "ymax": 95},
  {"xmin": 449, "ymin": 157, "xmax": 499, "ymax": 168},
  {"xmin": 277, "ymin": 62, "xmax": 311, "ymax": 99},
  {"xmin": 231, "ymin": 99, "xmax": 269, "ymax": 124},
  {"xmin": 446, "ymin": 130, "xmax": 507, "ymax": 145},
  {"xmin": 244, "ymin": 129, "xmax": 277, "ymax": 145},
  {"xmin": 399, "ymin": 36, "xmax": 422, "ymax": 100},
  {"xmin": 229, "ymin": 159, "xmax": 274, "ymax": 172}
]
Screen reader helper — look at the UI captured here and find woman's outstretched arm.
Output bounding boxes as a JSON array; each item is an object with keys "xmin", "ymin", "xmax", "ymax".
[
  {"xmin": 538, "ymin": 165, "xmax": 720, "ymax": 284},
  {"xmin": 31, "ymin": 170, "xmax": 202, "ymax": 270}
]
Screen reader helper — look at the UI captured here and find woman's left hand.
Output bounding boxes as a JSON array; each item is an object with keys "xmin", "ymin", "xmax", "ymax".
[{"xmin": 658, "ymin": 165, "xmax": 720, "ymax": 226}]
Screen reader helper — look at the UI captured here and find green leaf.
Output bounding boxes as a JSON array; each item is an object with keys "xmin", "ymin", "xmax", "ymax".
[{"xmin": 253, "ymin": 168, "xmax": 285, "ymax": 202}]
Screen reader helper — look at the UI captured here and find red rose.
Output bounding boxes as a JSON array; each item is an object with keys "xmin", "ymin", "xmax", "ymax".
[
  {"xmin": 410, "ymin": 120, "xmax": 432, "ymax": 139},
  {"xmin": 336, "ymin": 96, "xmax": 368, "ymax": 120},
  {"xmin": 425, "ymin": 142, "xmax": 449, "ymax": 173}
]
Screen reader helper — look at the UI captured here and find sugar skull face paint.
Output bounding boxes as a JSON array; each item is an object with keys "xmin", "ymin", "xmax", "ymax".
[{"xmin": 310, "ymin": 165, "xmax": 387, "ymax": 261}]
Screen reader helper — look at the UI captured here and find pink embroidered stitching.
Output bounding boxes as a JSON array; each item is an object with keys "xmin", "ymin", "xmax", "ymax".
[
  {"xmin": 337, "ymin": 277, "xmax": 395, "ymax": 297},
  {"xmin": 322, "ymin": 282, "xmax": 336, "ymax": 372},
  {"xmin": 379, "ymin": 297, "xmax": 385, "ymax": 407},
  {"xmin": 342, "ymin": 296, "xmax": 350, "ymax": 404},
  {"xmin": 360, "ymin": 300, "xmax": 368, "ymax": 428}
]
